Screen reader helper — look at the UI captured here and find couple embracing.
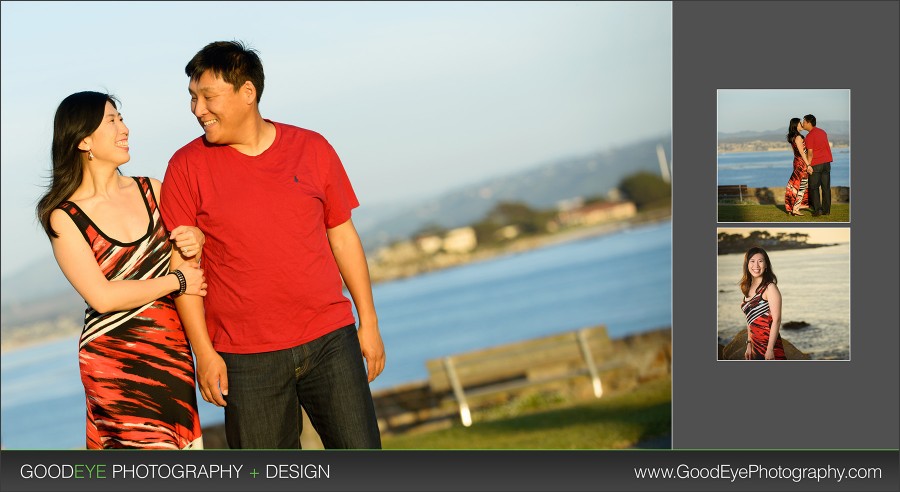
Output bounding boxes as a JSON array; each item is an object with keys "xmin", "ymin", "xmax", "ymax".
[{"xmin": 784, "ymin": 114, "xmax": 833, "ymax": 217}]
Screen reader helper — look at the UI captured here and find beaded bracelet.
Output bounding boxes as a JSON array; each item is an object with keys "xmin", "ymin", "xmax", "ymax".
[{"xmin": 170, "ymin": 270, "xmax": 187, "ymax": 296}]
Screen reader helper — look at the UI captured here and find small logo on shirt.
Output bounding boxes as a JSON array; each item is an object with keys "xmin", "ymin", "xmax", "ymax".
[{"xmin": 294, "ymin": 176, "xmax": 300, "ymax": 183}]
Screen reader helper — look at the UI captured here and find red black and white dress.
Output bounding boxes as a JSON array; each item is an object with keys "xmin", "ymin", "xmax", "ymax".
[
  {"xmin": 57, "ymin": 176, "xmax": 203, "ymax": 449},
  {"xmin": 741, "ymin": 282, "xmax": 786, "ymax": 360},
  {"xmin": 784, "ymin": 138, "xmax": 810, "ymax": 214}
]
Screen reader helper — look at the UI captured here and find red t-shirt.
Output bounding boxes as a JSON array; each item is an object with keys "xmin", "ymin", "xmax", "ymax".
[
  {"xmin": 160, "ymin": 121, "xmax": 359, "ymax": 353},
  {"xmin": 805, "ymin": 126, "xmax": 833, "ymax": 166}
]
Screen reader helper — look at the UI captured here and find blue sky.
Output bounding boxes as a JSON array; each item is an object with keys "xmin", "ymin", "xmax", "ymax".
[
  {"xmin": 717, "ymin": 89, "xmax": 850, "ymax": 133},
  {"xmin": 0, "ymin": 1, "xmax": 671, "ymax": 277}
]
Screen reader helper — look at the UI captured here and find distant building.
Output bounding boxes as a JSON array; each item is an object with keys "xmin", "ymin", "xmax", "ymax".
[
  {"xmin": 443, "ymin": 227, "xmax": 478, "ymax": 254},
  {"xmin": 606, "ymin": 188, "xmax": 623, "ymax": 202},
  {"xmin": 556, "ymin": 201, "xmax": 637, "ymax": 227},
  {"xmin": 495, "ymin": 225, "xmax": 521, "ymax": 240},
  {"xmin": 416, "ymin": 235, "xmax": 444, "ymax": 255},
  {"xmin": 376, "ymin": 240, "xmax": 420, "ymax": 263},
  {"xmin": 556, "ymin": 196, "xmax": 585, "ymax": 212}
]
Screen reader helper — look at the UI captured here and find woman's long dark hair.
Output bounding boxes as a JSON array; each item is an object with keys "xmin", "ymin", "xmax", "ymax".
[
  {"xmin": 36, "ymin": 91, "xmax": 119, "ymax": 238},
  {"xmin": 739, "ymin": 246, "xmax": 778, "ymax": 297},
  {"xmin": 786, "ymin": 117, "xmax": 803, "ymax": 144}
]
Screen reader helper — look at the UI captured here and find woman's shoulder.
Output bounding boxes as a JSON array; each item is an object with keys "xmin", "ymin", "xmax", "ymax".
[
  {"xmin": 146, "ymin": 177, "xmax": 162, "ymax": 197},
  {"xmin": 48, "ymin": 206, "xmax": 80, "ymax": 237},
  {"xmin": 761, "ymin": 282, "xmax": 780, "ymax": 298}
]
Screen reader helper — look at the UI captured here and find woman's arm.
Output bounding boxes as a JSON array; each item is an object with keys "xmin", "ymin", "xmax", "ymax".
[
  {"xmin": 763, "ymin": 283, "xmax": 783, "ymax": 360},
  {"xmin": 49, "ymin": 208, "xmax": 205, "ymax": 314},
  {"xmin": 744, "ymin": 320, "xmax": 754, "ymax": 360},
  {"xmin": 794, "ymin": 136, "xmax": 812, "ymax": 170},
  {"xmin": 327, "ymin": 218, "xmax": 386, "ymax": 382}
]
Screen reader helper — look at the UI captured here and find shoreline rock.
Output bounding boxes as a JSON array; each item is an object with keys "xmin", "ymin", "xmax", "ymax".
[
  {"xmin": 718, "ymin": 329, "xmax": 810, "ymax": 360},
  {"xmin": 782, "ymin": 321, "xmax": 810, "ymax": 330}
]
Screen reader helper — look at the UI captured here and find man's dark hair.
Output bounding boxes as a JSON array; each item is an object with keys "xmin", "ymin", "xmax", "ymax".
[
  {"xmin": 803, "ymin": 114, "xmax": 817, "ymax": 127},
  {"xmin": 185, "ymin": 40, "xmax": 265, "ymax": 103}
]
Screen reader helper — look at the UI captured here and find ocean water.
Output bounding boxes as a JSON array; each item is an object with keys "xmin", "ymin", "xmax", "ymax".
[
  {"xmin": 717, "ymin": 148, "xmax": 850, "ymax": 188},
  {"xmin": 717, "ymin": 243, "xmax": 850, "ymax": 359},
  {"xmin": 1, "ymin": 221, "xmax": 672, "ymax": 449}
]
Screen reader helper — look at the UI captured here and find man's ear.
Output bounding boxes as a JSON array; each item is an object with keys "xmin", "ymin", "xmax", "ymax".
[{"xmin": 241, "ymin": 81, "xmax": 256, "ymax": 105}]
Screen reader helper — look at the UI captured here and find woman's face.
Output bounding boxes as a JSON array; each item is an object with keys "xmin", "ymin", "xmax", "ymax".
[
  {"xmin": 796, "ymin": 121, "xmax": 804, "ymax": 133},
  {"xmin": 747, "ymin": 253, "xmax": 766, "ymax": 278},
  {"xmin": 86, "ymin": 101, "xmax": 130, "ymax": 165}
]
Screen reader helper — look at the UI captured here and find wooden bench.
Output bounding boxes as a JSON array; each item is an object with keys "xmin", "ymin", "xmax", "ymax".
[
  {"xmin": 718, "ymin": 184, "xmax": 748, "ymax": 202},
  {"xmin": 426, "ymin": 325, "xmax": 616, "ymax": 426}
]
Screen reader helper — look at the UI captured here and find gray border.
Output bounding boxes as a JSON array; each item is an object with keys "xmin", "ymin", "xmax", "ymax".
[
  {"xmin": 1, "ymin": 450, "xmax": 898, "ymax": 492},
  {"xmin": 674, "ymin": 1, "xmax": 899, "ymax": 449}
]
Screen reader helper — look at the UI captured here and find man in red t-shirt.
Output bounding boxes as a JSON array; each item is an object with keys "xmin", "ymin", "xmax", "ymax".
[
  {"xmin": 160, "ymin": 41, "xmax": 384, "ymax": 449},
  {"xmin": 801, "ymin": 114, "xmax": 833, "ymax": 216}
]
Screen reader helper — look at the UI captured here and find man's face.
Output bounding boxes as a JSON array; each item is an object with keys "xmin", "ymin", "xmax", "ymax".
[
  {"xmin": 188, "ymin": 70, "xmax": 251, "ymax": 145},
  {"xmin": 801, "ymin": 119, "xmax": 812, "ymax": 131}
]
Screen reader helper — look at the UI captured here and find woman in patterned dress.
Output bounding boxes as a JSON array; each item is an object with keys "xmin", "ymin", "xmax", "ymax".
[
  {"xmin": 784, "ymin": 117, "xmax": 812, "ymax": 216},
  {"xmin": 36, "ymin": 91, "xmax": 208, "ymax": 448},
  {"xmin": 739, "ymin": 247, "xmax": 786, "ymax": 360}
]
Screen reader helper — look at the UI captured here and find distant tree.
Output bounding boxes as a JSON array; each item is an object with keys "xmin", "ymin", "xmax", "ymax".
[
  {"xmin": 413, "ymin": 222, "xmax": 447, "ymax": 239},
  {"xmin": 583, "ymin": 194, "xmax": 609, "ymax": 206},
  {"xmin": 717, "ymin": 232, "xmax": 749, "ymax": 253},
  {"xmin": 718, "ymin": 232, "xmax": 745, "ymax": 244},
  {"xmin": 746, "ymin": 230, "xmax": 774, "ymax": 245},
  {"xmin": 618, "ymin": 171, "xmax": 671, "ymax": 210},
  {"xmin": 471, "ymin": 201, "xmax": 554, "ymax": 245},
  {"xmin": 482, "ymin": 201, "xmax": 546, "ymax": 235},
  {"xmin": 471, "ymin": 219, "xmax": 502, "ymax": 246}
]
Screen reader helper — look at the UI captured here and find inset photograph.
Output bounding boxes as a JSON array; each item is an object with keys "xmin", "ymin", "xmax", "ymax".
[
  {"xmin": 717, "ymin": 227, "xmax": 850, "ymax": 361},
  {"xmin": 717, "ymin": 89, "xmax": 849, "ymax": 223}
]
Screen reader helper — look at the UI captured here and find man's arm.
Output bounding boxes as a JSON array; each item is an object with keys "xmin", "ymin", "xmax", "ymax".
[
  {"xmin": 326, "ymin": 218, "xmax": 385, "ymax": 382},
  {"xmin": 805, "ymin": 132, "xmax": 818, "ymax": 171},
  {"xmin": 159, "ymin": 164, "xmax": 228, "ymax": 406},
  {"xmin": 170, "ymin": 248, "xmax": 229, "ymax": 407}
]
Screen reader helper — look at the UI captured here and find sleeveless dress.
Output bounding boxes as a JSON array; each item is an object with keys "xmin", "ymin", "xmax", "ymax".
[
  {"xmin": 57, "ymin": 176, "xmax": 203, "ymax": 449},
  {"xmin": 741, "ymin": 283, "xmax": 786, "ymax": 360},
  {"xmin": 784, "ymin": 138, "xmax": 810, "ymax": 214}
]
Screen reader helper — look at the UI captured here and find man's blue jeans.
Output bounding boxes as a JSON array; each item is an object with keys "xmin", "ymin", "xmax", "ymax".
[{"xmin": 219, "ymin": 324, "xmax": 381, "ymax": 449}]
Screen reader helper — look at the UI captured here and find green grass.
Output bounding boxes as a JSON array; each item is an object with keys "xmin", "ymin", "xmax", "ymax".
[
  {"xmin": 718, "ymin": 203, "xmax": 849, "ymax": 223},
  {"xmin": 382, "ymin": 378, "xmax": 671, "ymax": 450}
]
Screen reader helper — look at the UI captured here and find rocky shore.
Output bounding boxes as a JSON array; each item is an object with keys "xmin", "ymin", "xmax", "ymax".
[
  {"xmin": 368, "ymin": 209, "xmax": 671, "ymax": 284},
  {"xmin": 716, "ymin": 186, "xmax": 849, "ymax": 206},
  {"xmin": 718, "ymin": 329, "xmax": 809, "ymax": 360}
]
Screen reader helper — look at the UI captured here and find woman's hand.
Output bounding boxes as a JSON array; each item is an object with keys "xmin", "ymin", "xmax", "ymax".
[
  {"xmin": 744, "ymin": 343, "xmax": 753, "ymax": 360},
  {"xmin": 171, "ymin": 225, "xmax": 204, "ymax": 258},
  {"xmin": 765, "ymin": 347, "xmax": 775, "ymax": 360},
  {"xmin": 174, "ymin": 262, "xmax": 207, "ymax": 296}
]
